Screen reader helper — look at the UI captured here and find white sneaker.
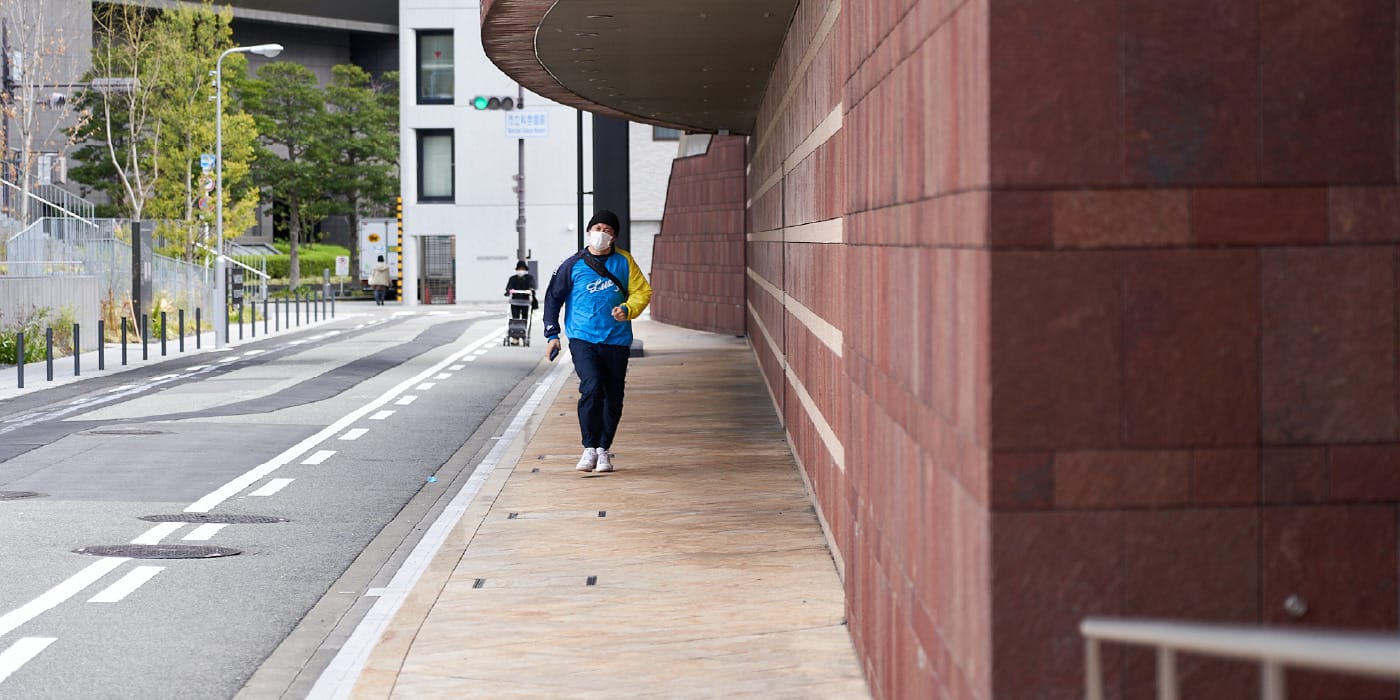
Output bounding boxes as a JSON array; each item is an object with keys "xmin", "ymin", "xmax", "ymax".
[
  {"xmin": 575, "ymin": 447, "xmax": 598, "ymax": 471},
  {"xmin": 594, "ymin": 450, "xmax": 614, "ymax": 472}
]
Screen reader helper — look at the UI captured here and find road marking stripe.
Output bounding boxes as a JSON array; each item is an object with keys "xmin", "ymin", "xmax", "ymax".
[
  {"xmin": 132, "ymin": 523, "xmax": 183, "ymax": 545},
  {"xmin": 87, "ymin": 566, "xmax": 164, "ymax": 603},
  {"xmin": 0, "ymin": 638, "xmax": 56, "ymax": 684},
  {"xmin": 433, "ymin": 373, "xmax": 451, "ymax": 380},
  {"xmin": 339, "ymin": 428, "xmax": 368, "ymax": 441},
  {"xmin": 448, "ymin": 365, "xmax": 464, "ymax": 371},
  {"xmin": 308, "ymin": 360, "xmax": 570, "ymax": 700},
  {"xmin": 0, "ymin": 558, "xmax": 129, "ymax": 638},
  {"xmin": 302, "ymin": 450, "xmax": 336, "ymax": 465},
  {"xmin": 368, "ymin": 410, "xmax": 394, "ymax": 421},
  {"xmin": 182, "ymin": 524, "xmax": 226, "ymax": 541},
  {"xmin": 472, "ymin": 349, "xmax": 488, "ymax": 356},
  {"xmin": 415, "ymin": 382, "xmax": 436, "ymax": 390},
  {"xmin": 183, "ymin": 326, "xmax": 506, "ymax": 514},
  {"xmin": 464, "ymin": 356, "xmax": 477, "ymax": 362},
  {"xmin": 395, "ymin": 396, "xmax": 418, "ymax": 406},
  {"xmin": 249, "ymin": 478, "xmax": 294, "ymax": 497}
]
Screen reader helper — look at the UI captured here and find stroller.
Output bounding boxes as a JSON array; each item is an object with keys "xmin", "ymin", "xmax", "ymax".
[{"xmin": 505, "ymin": 290, "xmax": 533, "ymax": 346}]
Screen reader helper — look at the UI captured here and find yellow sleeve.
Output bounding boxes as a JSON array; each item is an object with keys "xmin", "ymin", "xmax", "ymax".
[{"xmin": 619, "ymin": 249, "xmax": 652, "ymax": 320}]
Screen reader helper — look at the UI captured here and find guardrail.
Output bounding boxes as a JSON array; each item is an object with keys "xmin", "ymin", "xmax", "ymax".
[{"xmin": 1081, "ymin": 617, "xmax": 1400, "ymax": 700}]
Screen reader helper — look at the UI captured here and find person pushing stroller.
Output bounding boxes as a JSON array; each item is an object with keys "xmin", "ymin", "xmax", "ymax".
[{"xmin": 504, "ymin": 260, "xmax": 537, "ymax": 345}]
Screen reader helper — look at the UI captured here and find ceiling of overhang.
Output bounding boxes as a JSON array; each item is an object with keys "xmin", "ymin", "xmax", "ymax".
[{"xmin": 532, "ymin": 1, "xmax": 797, "ymax": 135}]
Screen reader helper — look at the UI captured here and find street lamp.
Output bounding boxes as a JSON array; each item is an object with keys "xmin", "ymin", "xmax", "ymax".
[{"xmin": 214, "ymin": 43, "xmax": 282, "ymax": 348}]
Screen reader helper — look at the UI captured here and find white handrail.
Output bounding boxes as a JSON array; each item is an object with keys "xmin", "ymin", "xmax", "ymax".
[
  {"xmin": 1082, "ymin": 618, "xmax": 1400, "ymax": 700},
  {"xmin": 194, "ymin": 241, "xmax": 270, "ymax": 279},
  {"xmin": 0, "ymin": 176, "xmax": 98, "ymax": 229}
]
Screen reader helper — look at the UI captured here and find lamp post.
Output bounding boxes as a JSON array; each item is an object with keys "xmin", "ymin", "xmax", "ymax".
[{"xmin": 214, "ymin": 43, "xmax": 282, "ymax": 348}]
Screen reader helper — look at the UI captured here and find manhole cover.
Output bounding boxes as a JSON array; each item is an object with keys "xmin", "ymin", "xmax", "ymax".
[
  {"xmin": 139, "ymin": 513, "xmax": 287, "ymax": 524},
  {"xmin": 83, "ymin": 429, "xmax": 169, "ymax": 436},
  {"xmin": 0, "ymin": 491, "xmax": 44, "ymax": 500},
  {"xmin": 74, "ymin": 544, "xmax": 241, "ymax": 559}
]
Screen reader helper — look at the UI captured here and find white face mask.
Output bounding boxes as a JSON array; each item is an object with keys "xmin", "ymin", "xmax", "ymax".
[
  {"xmin": 587, "ymin": 230, "xmax": 614, "ymax": 249},
  {"xmin": 515, "ymin": 271, "xmax": 527, "ymax": 277}
]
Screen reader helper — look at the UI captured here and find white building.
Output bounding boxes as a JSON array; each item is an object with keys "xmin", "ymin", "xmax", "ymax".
[{"xmin": 398, "ymin": 0, "xmax": 676, "ymax": 304}]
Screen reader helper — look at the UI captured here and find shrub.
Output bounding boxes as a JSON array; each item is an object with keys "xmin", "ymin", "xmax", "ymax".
[{"xmin": 0, "ymin": 306, "xmax": 76, "ymax": 366}]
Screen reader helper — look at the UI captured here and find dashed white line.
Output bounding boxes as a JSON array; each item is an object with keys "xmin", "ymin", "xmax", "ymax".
[
  {"xmin": 433, "ymin": 373, "xmax": 451, "ymax": 380},
  {"xmin": 250, "ymin": 478, "xmax": 294, "ymax": 497},
  {"xmin": 302, "ymin": 450, "xmax": 336, "ymax": 465},
  {"xmin": 415, "ymin": 382, "xmax": 436, "ymax": 391},
  {"xmin": 244, "ymin": 349, "xmax": 266, "ymax": 356},
  {"xmin": 464, "ymin": 356, "xmax": 478, "ymax": 362},
  {"xmin": 448, "ymin": 365, "xmax": 464, "ymax": 371},
  {"xmin": 132, "ymin": 523, "xmax": 184, "ymax": 545},
  {"xmin": 339, "ymin": 428, "xmax": 368, "ymax": 441},
  {"xmin": 182, "ymin": 524, "xmax": 226, "ymax": 541},
  {"xmin": 472, "ymin": 349, "xmax": 489, "ymax": 356},
  {"xmin": 0, "ymin": 558, "xmax": 129, "ymax": 638},
  {"xmin": 0, "ymin": 637, "xmax": 56, "ymax": 684},
  {"xmin": 368, "ymin": 410, "xmax": 394, "ymax": 421},
  {"xmin": 395, "ymin": 396, "xmax": 418, "ymax": 406},
  {"xmin": 106, "ymin": 384, "xmax": 137, "ymax": 393},
  {"xmin": 87, "ymin": 566, "xmax": 164, "ymax": 603},
  {"xmin": 186, "ymin": 365, "xmax": 208, "ymax": 371}
]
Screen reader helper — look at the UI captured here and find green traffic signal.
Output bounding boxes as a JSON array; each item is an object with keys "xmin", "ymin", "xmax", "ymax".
[
  {"xmin": 472, "ymin": 96, "xmax": 489, "ymax": 110},
  {"xmin": 471, "ymin": 96, "xmax": 518, "ymax": 110}
]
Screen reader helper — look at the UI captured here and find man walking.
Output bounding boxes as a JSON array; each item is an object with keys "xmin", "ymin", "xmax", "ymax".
[{"xmin": 543, "ymin": 210, "xmax": 652, "ymax": 473}]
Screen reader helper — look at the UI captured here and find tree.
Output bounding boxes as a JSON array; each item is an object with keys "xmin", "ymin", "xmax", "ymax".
[
  {"xmin": 241, "ymin": 61, "xmax": 324, "ymax": 289},
  {"xmin": 0, "ymin": 0, "xmax": 88, "ymax": 222},
  {"xmin": 317, "ymin": 65, "xmax": 398, "ymax": 276}
]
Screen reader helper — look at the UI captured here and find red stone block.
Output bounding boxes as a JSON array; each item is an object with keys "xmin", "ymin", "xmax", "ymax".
[
  {"xmin": 1259, "ymin": 0, "xmax": 1396, "ymax": 183},
  {"xmin": 1263, "ymin": 505, "xmax": 1399, "ymax": 698},
  {"xmin": 1192, "ymin": 449, "xmax": 1260, "ymax": 506},
  {"xmin": 1121, "ymin": 510, "xmax": 1259, "ymax": 699},
  {"xmin": 989, "ymin": 251, "xmax": 1123, "ymax": 450},
  {"xmin": 1053, "ymin": 450, "xmax": 1192, "ymax": 508},
  {"xmin": 1262, "ymin": 447, "xmax": 1329, "ymax": 504},
  {"xmin": 991, "ymin": 511, "xmax": 1124, "ymax": 700},
  {"xmin": 1261, "ymin": 248, "xmax": 1398, "ymax": 443},
  {"xmin": 1122, "ymin": 0, "xmax": 1258, "ymax": 185},
  {"xmin": 1192, "ymin": 188, "xmax": 1327, "ymax": 246},
  {"xmin": 1121, "ymin": 249, "xmax": 1260, "ymax": 446},
  {"xmin": 987, "ymin": 190, "xmax": 1052, "ymax": 249},
  {"xmin": 1052, "ymin": 189, "xmax": 1190, "ymax": 249},
  {"xmin": 989, "ymin": 451, "xmax": 1052, "ymax": 510},
  {"xmin": 1330, "ymin": 187, "xmax": 1400, "ymax": 243},
  {"xmin": 988, "ymin": 0, "xmax": 1122, "ymax": 187},
  {"xmin": 1329, "ymin": 445, "xmax": 1400, "ymax": 502}
]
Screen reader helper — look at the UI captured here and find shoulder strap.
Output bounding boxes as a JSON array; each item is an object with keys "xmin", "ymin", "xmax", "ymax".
[{"xmin": 581, "ymin": 252, "xmax": 627, "ymax": 295}]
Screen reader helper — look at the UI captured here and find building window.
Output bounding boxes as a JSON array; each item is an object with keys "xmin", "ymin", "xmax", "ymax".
[
  {"xmin": 418, "ymin": 129, "xmax": 454, "ymax": 202},
  {"xmin": 653, "ymin": 126, "xmax": 682, "ymax": 141},
  {"xmin": 417, "ymin": 30, "xmax": 453, "ymax": 104}
]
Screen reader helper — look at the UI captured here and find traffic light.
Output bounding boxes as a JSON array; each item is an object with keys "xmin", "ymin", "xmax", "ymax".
[{"xmin": 471, "ymin": 95, "xmax": 521, "ymax": 110}]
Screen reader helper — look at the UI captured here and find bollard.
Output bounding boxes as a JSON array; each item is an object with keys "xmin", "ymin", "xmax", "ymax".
[
  {"xmin": 46, "ymin": 327, "xmax": 53, "ymax": 381},
  {"xmin": 121, "ymin": 319, "xmax": 128, "ymax": 365},
  {"xmin": 160, "ymin": 312, "xmax": 167, "ymax": 356},
  {"xmin": 179, "ymin": 309, "xmax": 185, "ymax": 353},
  {"xmin": 275, "ymin": 296, "xmax": 280, "ymax": 332},
  {"xmin": 313, "ymin": 289, "xmax": 318, "ymax": 322},
  {"xmin": 16, "ymin": 331, "xmax": 23, "ymax": 388},
  {"xmin": 73, "ymin": 323, "xmax": 80, "ymax": 376},
  {"xmin": 251, "ymin": 301, "xmax": 256, "ymax": 338},
  {"xmin": 98, "ymin": 320, "xmax": 105, "ymax": 370},
  {"xmin": 224, "ymin": 299, "xmax": 230, "ymax": 348},
  {"xmin": 238, "ymin": 302, "xmax": 244, "ymax": 340},
  {"xmin": 331, "ymin": 294, "xmax": 335, "ymax": 318},
  {"xmin": 296, "ymin": 292, "xmax": 301, "ymax": 326},
  {"xmin": 196, "ymin": 308, "xmax": 202, "ymax": 349},
  {"xmin": 263, "ymin": 299, "xmax": 269, "ymax": 335},
  {"xmin": 141, "ymin": 314, "xmax": 148, "ymax": 361}
]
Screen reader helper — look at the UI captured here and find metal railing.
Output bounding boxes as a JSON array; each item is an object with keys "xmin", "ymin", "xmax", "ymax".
[{"xmin": 1082, "ymin": 617, "xmax": 1400, "ymax": 700}]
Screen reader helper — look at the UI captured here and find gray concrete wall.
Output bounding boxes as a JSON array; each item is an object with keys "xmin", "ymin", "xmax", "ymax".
[{"xmin": 0, "ymin": 276, "xmax": 100, "ymax": 338}]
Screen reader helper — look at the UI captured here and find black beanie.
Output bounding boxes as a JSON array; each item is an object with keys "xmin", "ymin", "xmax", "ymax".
[
  {"xmin": 515, "ymin": 260, "xmax": 528, "ymax": 270},
  {"xmin": 587, "ymin": 209, "xmax": 621, "ymax": 234}
]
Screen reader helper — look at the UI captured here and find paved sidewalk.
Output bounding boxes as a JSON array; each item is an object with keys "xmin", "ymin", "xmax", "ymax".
[{"xmin": 343, "ymin": 320, "xmax": 868, "ymax": 699}]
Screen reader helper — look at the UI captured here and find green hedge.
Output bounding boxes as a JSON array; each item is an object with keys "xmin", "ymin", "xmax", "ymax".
[{"xmin": 249, "ymin": 244, "xmax": 352, "ymax": 280}]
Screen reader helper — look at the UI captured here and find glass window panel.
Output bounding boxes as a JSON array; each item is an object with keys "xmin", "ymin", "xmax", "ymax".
[
  {"xmin": 418, "ymin": 31, "xmax": 453, "ymax": 103},
  {"xmin": 419, "ymin": 131, "xmax": 453, "ymax": 201}
]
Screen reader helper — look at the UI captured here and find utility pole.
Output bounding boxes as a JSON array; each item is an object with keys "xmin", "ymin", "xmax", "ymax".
[{"xmin": 514, "ymin": 84, "xmax": 526, "ymax": 263}]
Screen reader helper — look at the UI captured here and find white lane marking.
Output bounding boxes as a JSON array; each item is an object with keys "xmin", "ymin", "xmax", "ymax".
[
  {"xmin": 308, "ymin": 361, "xmax": 569, "ymax": 700},
  {"xmin": 184, "ymin": 326, "xmax": 506, "ymax": 513},
  {"xmin": 415, "ymin": 383, "xmax": 436, "ymax": 391},
  {"xmin": 0, "ymin": 637, "xmax": 56, "ymax": 684},
  {"xmin": 368, "ymin": 410, "xmax": 394, "ymax": 421},
  {"xmin": 131, "ymin": 523, "xmax": 183, "ymax": 545},
  {"xmin": 86, "ymin": 566, "xmax": 164, "ymax": 603},
  {"xmin": 463, "ymin": 356, "xmax": 477, "ymax": 362},
  {"xmin": 186, "ymin": 365, "xmax": 208, "ymax": 371},
  {"xmin": 433, "ymin": 373, "xmax": 451, "ymax": 380},
  {"xmin": 151, "ymin": 374, "xmax": 180, "ymax": 381},
  {"xmin": 395, "ymin": 396, "xmax": 418, "ymax": 406},
  {"xmin": 244, "ymin": 349, "xmax": 266, "ymax": 356},
  {"xmin": 448, "ymin": 365, "xmax": 464, "ymax": 371},
  {"xmin": 182, "ymin": 524, "xmax": 226, "ymax": 541},
  {"xmin": 0, "ymin": 558, "xmax": 129, "ymax": 638},
  {"xmin": 106, "ymin": 384, "xmax": 137, "ymax": 393},
  {"xmin": 339, "ymin": 428, "xmax": 368, "ymax": 441},
  {"xmin": 472, "ymin": 349, "xmax": 488, "ymax": 356},
  {"xmin": 250, "ymin": 478, "xmax": 294, "ymax": 497},
  {"xmin": 302, "ymin": 450, "xmax": 336, "ymax": 465}
]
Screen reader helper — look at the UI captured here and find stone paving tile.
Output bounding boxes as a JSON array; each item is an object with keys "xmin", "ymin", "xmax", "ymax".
[{"xmin": 353, "ymin": 320, "xmax": 869, "ymax": 699}]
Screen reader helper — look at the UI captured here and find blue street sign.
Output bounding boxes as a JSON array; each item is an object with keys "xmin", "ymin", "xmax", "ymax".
[{"xmin": 200, "ymin": 154, "xmax": 215, "ymax": 170}]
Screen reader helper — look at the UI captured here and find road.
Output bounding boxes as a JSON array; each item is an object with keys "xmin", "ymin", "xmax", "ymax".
[{"xmin": 0, "ymin": 304, "xmax": 550, "ymax": 699}]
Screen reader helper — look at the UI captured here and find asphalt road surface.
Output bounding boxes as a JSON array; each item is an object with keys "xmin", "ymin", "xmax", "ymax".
[{"xmin": 0, "ymin": 304, "xmax": 550, "ymax": 699}]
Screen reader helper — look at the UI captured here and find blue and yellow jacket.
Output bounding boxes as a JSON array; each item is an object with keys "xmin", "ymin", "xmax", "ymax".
[{"xmin": 542, "ymin": 248, "xmax": 652, "ymax": 347}]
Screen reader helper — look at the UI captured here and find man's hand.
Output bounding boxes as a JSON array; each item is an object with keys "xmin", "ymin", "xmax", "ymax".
[
  {"xmin": 546, "ymin": 338, "xmax": 561, "ymax": 361},
  {"xmin": 611, "ymin": 305, "xmax": 627, "ymax": 321}
]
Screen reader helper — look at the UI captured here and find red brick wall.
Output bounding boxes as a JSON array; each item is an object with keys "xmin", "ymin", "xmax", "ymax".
[{"xmin": 649, "ymin": 137, "xmax": 748, "ymax": 335}]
